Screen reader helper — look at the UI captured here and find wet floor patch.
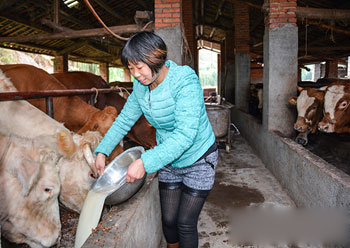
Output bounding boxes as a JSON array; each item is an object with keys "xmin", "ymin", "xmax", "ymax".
[{"xmin": 207, "ymin": 180, "xmax": 265, "ymax": 208}]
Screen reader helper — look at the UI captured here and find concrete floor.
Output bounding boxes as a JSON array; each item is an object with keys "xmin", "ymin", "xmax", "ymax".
[
  {"xmin": 197, "ymin": 135, "xmax": 296, "ymax": 248},
  {"xmin": 161, "ymin": 134, "xmax": 311, "ymax": 248}
]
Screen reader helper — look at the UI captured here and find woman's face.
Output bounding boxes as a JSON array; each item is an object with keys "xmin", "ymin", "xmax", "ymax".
[{"xmin": 128, "ymin": 61, "xmax": 154, "ymax": 86}]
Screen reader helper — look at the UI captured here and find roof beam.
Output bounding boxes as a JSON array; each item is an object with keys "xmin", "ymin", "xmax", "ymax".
[
  {"xmin": 90, "ymin": 0, "xmax": 123, "ymax": 20},
  {"xmin": 296, "ymin": 7, "xmax": 350, "ymax": 21},
  {"xmin": 56, "ymin": 40, "xmax": 89, "ymax": 55},
  {"xmin": 0, "ymin": 24, "xmax": 154, "ymax": 42},
  {"xmin": 41, "ymin": 18, "xmax": 124, "ymax": 46}
]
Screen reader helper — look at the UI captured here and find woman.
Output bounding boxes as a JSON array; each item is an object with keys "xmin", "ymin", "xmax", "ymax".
[{"xmin": 94, "ymin": 31, "xmax": 218, "ymax": 248}]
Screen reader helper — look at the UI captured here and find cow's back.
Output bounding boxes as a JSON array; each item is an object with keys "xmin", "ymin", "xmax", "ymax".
[
  {"xmin": 52, "ymin": 71, "xmax": 126, "ymax": 112},
  {"xmin": 0, "ymin": 64, "xmax": 100, "ymax": 132},
  {"xmin": 52, "ymin": 71, "xmax": 156, "ymax": 148}
]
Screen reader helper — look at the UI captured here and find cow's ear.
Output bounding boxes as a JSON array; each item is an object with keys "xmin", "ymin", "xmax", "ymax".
[
  {"xmin": 296, "ymin": 86, "xmax": 304, "ymax": 92},
  {"xmin": 104, "ymin": 106, "xmax": 118, "ymax": 116},
  {"xmin": 288, "ymin": 96, "xmax": 297, "ymax": 105},
  {"xmin": 314, "ymin": 91, "xmax": 325, "ymax": 101},
  {"xmin": 9, "ymin": 158, "xmax": 40, "ymax": 196},
  {"xmin": 56, "ymin": 130, "xmax": 76, "ymax": 157}
]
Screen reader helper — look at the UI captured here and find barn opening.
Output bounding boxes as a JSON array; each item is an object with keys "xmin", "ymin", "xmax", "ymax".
[{"xmin": 197, "ymin": 40, "xmax": 220, "ymax": 101}]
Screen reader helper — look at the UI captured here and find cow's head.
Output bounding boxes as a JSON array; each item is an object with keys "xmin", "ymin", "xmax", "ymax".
[
  {"xmin": 56, "ymin": 130, "xmax": 102, "ymax": 213},
  {"xmin": 0, "ymin": 133, "xmax": 61, "ymax": 248},
  {"xmin": 318, "ymin": 84, "xmax": 349, "ymax": 133},
  {"xmin": 289, "ymin": 86, "xmax": 325, "ymax": 134},
  {"xmin": 77, "ymin": 106, "xmax": 118, "ymax": 136}
]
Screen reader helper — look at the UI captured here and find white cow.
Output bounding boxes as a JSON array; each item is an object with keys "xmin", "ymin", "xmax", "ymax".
[
  {"xmin": 0, "ymin": 69, "xmax": 101, "ymax": 213},
  {"xmin": 0, "ymin": 132, "xmax": 61, "ymax": 247}
]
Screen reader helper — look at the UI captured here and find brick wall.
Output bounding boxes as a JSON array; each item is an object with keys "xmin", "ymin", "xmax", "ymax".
[
  {"xmin": 264, "ymin": 0, "xmax": 297, "ymax": 29},
  {"xmin": 251, "ymin": 62, "xmax": 263, "ymax": 84},
  {"xmin": 234, "ymin": 1, "xmax": 250, "ymax": 53},
  {"xmin": 182, "ymin": 0, "xmax": 196, "ymax": 69},
  {"xmin": 225, "ymin": 31, "xmax": 235, "ymax": 62},
  {"xmin": 154, "ymin": 0, "xmax": 181, "ymax": 29}
]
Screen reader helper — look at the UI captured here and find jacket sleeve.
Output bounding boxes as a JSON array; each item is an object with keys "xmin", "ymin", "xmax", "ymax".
[
  {"xmin": 94, "ymin": 89, "xmax": 142, "ymax": 156},
  {"xmin": 141, "ymin": 67, "xmax": 203, "ymax": 173}
]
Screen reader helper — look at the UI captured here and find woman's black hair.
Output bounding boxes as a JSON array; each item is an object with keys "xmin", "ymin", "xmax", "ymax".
[{"xmin": 121, "ymin": 31, "xmax": 167, "ymax": 74}]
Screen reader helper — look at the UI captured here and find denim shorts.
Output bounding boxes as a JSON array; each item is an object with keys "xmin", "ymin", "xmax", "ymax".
[{"xmin": 158, "ymin": 148, "xmax": 218, "ymax": 191}]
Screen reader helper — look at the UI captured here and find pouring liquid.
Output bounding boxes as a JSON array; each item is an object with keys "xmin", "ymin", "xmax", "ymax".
[{"xmin": 74, "ymin": 179, "xmax": 126, "ymax": 248}]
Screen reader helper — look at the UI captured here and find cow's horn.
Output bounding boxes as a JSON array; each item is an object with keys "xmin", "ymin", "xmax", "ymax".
[{"xmin": 82, "ymin": 144, "xmax": 97, "ymax": 177}]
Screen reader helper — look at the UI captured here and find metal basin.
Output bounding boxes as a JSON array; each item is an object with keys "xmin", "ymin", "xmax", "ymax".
[
  {"xmin": 206, "ymin": 104, "xmax": 231, "ymax": 138},
  {"xmin": 90, "ymin": 146, "xmax": 146, "ymax": 206}
]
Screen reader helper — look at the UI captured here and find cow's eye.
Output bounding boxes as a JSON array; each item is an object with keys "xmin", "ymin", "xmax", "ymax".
[
  {"xmin": 89, "ymin": 171, "xmax": 98, "ymax": 179},
  {"xmin": 44, "ymin": 187, "xmax": 53, "ymax": 193},
  {"xmin": 339, "ymin": 101, "xmax": 348, "ymax": 109}
]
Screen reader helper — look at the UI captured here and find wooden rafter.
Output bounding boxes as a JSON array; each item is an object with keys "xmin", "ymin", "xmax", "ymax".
[
  {"xmin": 0, "ymin": 24, "xmax": 154, "ymax": 42},
  {"xmin": 296, "ymin": 7, "xmax": 350, "ymax": 21},
  {"xmin": 56, "ymin": 40, "xmax": 89, "ymax": 55},
  {"xmin": 90, "ymin": 0, "xmax": 123, "ymax": 21}
]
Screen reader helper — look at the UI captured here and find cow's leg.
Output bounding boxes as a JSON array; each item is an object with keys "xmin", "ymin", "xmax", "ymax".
[{"xmin": 295, "ymin": 130, "xmax": 310, "ymax": 146}]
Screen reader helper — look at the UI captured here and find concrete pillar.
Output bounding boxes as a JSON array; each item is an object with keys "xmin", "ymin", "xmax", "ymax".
[
  {"xmin": 123, "ymin": 68, "xmax": 131, "ymax": 82},
  {"xmin": 154, "ymin": 0, "xmax": 183, "ymax": 65},
  {"xmin": 234, "ymin": 1, "xmax": 250, "ymax": 112},
  {"xmin": 182, "ymin": 0, "xmax": 196, "ymax": 69},
  {"xmin": 314, "ymin": 63, "xmax": 321, "ymax": 81},
  {"xmin": 53, "ymin": 55, "xmax": 68, "ymax": 73},
  {"xmin": 219, "ymin": 41, "xmax": 226, "ymax": 98},
  {"xmin": 99, "ymin": 63, "xmax": 109, "ymax": 83},
  {"xmin": 217, "ymin": 53, "xmax": 222, "ymax": 96},
  {"xmin": 325, "ymin": 60, "xmax": 338, "ymax": 78},
  {"xmin": 263, "ymin": 0, "xmax": 298, "ymax": 137},
  {"xmin": 224, "ymin": 31, "xmax": 235, "ymax": 104},
  {"xmin": 348, "ymin": 56, "xmax": 350, "ymax": 78}
]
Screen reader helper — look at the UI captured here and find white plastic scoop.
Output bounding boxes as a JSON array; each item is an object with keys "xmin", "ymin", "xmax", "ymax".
[{"xmin": 74, "ymin": 146, "xmax": 145, "ymax": 248}]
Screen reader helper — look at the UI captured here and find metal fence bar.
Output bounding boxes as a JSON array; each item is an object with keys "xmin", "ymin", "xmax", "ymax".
[
  {"xmin": 0, "ymin": 88, "xmax": 118, "ymax": 101},
  {"xmin": 46, "ymin": 97, "xmax": 54, "ymax": 118}
]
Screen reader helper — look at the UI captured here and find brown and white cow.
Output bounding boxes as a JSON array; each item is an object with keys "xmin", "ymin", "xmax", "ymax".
[
  {"xmin": 289, "ymin": 87, "xmax": 325, "ymax": 145},
  {"xmin": 52, "ymin": 71, "xmax": 157, "ymax": 148},
  {"xmin": 0, "ymin": 69, "xmax": 101, "ymax": 213},
  {"xmin": 318, "ymin": 81, "xmax": 350, "ymax": 133},
  {"xmin": 0, "ymin": 64, "xmax": 117, "ymax": 135},
  {"xmin": 0, "ymin": 132, "xmax": 61, "ymax": 247}
]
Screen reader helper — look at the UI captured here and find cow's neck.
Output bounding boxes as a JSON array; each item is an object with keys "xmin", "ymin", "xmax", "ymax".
[{"xmin": 0, "ymin": 135, "xmax": 12, "ymax": 165}]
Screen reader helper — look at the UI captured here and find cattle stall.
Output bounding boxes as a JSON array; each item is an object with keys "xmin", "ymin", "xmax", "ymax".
[{"xmin": 1, "ymin": 0, "xmax": 350, "ymax": 247}]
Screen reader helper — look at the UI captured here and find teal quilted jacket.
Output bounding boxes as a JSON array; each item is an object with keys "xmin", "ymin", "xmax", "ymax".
[{"xmin": 94, "ymin": 60, "xmax": 215, "ymax": 174}]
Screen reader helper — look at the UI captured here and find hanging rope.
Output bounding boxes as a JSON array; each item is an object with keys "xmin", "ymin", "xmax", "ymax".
[
  {"xmin": 83, "ymin": 0, "xmax": 153, "ymax": 41},
  {"xmin": 91, "ymin": 87, "xmax": 99, "ymax": 104},
  {"xmin": 111, "ymin": 86, "xmax": 131, "ymax": 99}
]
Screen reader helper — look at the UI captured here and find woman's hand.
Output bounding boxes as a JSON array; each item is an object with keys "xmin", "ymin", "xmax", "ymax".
[
  {"xmin": 126, "ymin": 158, "xmax": 145, "ymax": 183},
  {"xmin": 95, "ymin": 153, "xmax": 106, "ymax": 176}
]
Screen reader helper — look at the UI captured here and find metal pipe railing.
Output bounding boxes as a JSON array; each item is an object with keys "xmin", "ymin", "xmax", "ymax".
[{"xmin": 0, "ymin": 88, "xmax": 119, "ymax": 118}]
